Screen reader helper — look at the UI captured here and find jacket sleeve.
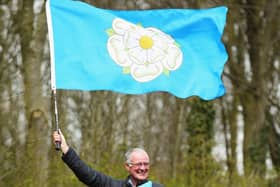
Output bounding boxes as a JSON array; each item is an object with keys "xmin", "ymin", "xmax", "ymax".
[{"xmin": 62, "ymin": 147, "xmax": 113, "ymax": 187}]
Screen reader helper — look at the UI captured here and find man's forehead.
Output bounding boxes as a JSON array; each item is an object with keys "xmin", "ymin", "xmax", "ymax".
[{"xmin": 130, "ymin": 151, "xmax": 149, "ymax": 161}]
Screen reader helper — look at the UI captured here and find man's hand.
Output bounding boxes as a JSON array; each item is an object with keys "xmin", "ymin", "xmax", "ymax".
[{"xmin": 53, "ymin": 130, "xmax": 69, "ymax": 154}]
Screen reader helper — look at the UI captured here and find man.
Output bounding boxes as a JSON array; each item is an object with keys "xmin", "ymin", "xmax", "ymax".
[{"xmin": 53, "ymin": 131, "xmax": 163, "ymax": 187}]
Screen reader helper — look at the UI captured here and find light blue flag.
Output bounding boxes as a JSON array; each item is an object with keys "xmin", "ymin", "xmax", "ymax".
[{"xmin": 46, "ymin": 0, "xmax": 228, "ymax": 100}]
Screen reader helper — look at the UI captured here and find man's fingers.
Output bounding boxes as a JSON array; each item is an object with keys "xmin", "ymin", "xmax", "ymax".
[{"xmin": 53, "ymin": 132, "xmax": 61, "ymax": 142}]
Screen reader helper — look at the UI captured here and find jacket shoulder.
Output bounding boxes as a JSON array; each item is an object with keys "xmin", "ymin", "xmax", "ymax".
[{"xmin": 152, "ymin": 182, "xmax": 164, "ymax": 187}]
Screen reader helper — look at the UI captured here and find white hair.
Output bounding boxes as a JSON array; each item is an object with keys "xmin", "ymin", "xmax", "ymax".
[{"xmin": 125, "ymin": 147, "xmax": 147, "ymax": 163}]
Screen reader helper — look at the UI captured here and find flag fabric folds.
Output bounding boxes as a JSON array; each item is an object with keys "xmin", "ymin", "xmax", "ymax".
[{"xmin": 46, "ymin": 0, "xmax": 228, "ymax": 100}]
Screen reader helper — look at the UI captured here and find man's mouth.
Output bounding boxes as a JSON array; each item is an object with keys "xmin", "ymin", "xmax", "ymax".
[{"xmin": 136, "ymin": 169, "xmax": 147, "ymax": 175}]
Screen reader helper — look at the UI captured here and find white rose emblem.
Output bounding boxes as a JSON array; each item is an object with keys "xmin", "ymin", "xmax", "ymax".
[{"xmin": 107, "ymin": 18, "xmax": 183, "ymax": 82}]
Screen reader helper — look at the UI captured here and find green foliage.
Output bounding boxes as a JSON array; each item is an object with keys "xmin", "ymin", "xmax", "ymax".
[
  {"xmin": 164, "ymin": 172, "xmax": 270, "ymax": 187},
  {"xmin": 183, "ymin": 98, "xmax": 216, "ymax": 184}
]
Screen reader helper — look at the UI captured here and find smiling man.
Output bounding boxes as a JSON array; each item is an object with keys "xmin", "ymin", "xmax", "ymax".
[
  {"xmin": 125, "ymin": 148, "xmax": 153, "ymax": 186},
  {"xmin": 53, "ymin": 131, "xmax": 163, "ymax": 187}
]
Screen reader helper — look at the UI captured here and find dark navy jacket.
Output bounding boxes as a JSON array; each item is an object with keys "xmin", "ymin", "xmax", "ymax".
[{"xmin": 62, "ymin": 148, "xmax": 163, "ymax": 187}]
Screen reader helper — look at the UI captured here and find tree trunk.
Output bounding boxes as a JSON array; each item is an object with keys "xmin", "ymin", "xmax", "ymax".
[
  {"xmin": 242, "ymin": 0, "xmax": 270, "ymax": 176},
  {"xmin": 19, "ymin": 0, "xmax": 51, "ymax": 185}
]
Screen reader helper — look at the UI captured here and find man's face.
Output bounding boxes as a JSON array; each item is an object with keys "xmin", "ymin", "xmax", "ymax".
[{"xmin": 125, "ymin": 151, "xmax": 150, "ymax": 181}]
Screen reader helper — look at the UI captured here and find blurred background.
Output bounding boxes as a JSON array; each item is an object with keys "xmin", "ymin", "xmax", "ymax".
[{"xmin": 0, "ymin": 0, "xmax": 279, "ymax": 186}]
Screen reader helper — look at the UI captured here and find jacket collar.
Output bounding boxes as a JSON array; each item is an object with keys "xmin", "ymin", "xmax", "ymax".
[{"xmin": 125, "ymin": 176, "xmax": 148, "ymax": 187}]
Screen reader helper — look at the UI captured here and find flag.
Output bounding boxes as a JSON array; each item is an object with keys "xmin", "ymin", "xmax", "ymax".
[{"xmin": 46, "ymin": 0, "xmax": 228, "ymax": 100}]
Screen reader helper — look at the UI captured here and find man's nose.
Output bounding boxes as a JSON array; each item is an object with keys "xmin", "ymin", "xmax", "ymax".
[{"xmin": 139, "ymin": 164, "xmax": 146, "ymax": 169}]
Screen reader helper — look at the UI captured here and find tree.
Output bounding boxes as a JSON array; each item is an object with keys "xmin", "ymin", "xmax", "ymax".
[{"xmin": 184, "ymin": 98, "xmax": 216, "ymax": 186}]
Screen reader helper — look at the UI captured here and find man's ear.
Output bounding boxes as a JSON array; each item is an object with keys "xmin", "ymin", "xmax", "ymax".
[{"xmin": 124, "ymin": 163, "xmax": 130, "ymax": 171}]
